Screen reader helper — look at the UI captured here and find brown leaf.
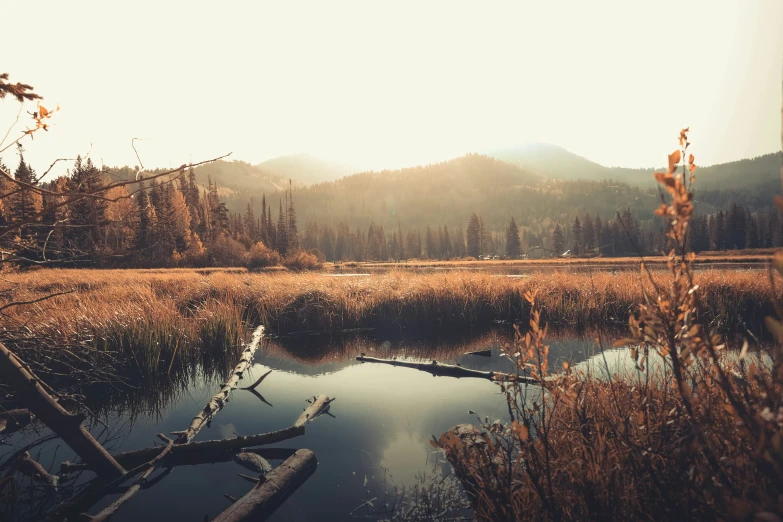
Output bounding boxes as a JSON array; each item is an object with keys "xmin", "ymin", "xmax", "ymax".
[{"xmin": 668, "ymin": 150, "xmax": 681, "ymax": 173}]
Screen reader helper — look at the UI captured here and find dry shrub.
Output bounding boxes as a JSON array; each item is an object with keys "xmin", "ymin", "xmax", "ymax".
[
  {"xmin": 435, "ymin": 129, "xmax": 783, "ymax": 521},
  {"xmin": 247, "ymin": 241, "xmax": 280, "ymax": 269},
  {"xmin": 208, "ymin": 234, "xmax": 247, "ymax": 267},
  {"xmin": 282, "ymin": 250, "xmax": 322, "ymax": 271}
]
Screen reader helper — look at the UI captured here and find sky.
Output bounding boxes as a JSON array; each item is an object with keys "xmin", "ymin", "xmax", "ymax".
[{"xmin": 1, "ymin": 0, "xmax": 782, "ymax": 178}]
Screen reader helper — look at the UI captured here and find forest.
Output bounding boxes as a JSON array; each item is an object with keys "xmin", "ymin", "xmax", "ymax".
[{"xmin": 0, "ymin": 151, "xmax": 778, "ymax": 267}]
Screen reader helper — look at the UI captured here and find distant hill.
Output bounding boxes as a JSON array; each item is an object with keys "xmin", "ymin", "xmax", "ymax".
[
  {"xmin": 256, "ymin": 153, "xmax": 357, "ymax": 186},
  {"xmin": 189, "ymin": 160, "xmax": 288, "ymax": 199},
  {"xmin": 489, "ymin": 144, "xmax": 781, "ymax": 191},
  {"xmin": 267, "ymin": 154, "xmax": 664, "ymax": 235}
]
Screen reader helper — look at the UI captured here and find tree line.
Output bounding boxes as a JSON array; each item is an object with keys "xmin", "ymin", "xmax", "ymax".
[{"xmin": 1, "ymin": 151, "xmax": 776, "ymax": 268}]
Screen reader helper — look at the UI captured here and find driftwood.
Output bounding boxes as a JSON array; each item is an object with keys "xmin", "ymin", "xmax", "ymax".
[
  {"xmin": 356, "ymin": 355, "xmax": 535, "ymax": 384},
  {"xmin": 233, "ymin": 452, "xmax": 272, "ymax": 475},
  {"xmin": 61, "ymin": 447, "xmax": 298, "ymax": 475},
  {"xmin": 0, "ymin": 408, "xmax": 32, "ymax": 434},
  {"xmin": 213, "ymin": 449, "xmax": 317, "ymax": 522},
  {"xmin": 0, "ymin": 341, "xmax": 126, "ymax": 480},
  {"xmin": 464, "ymin": 349, "xmax": 492, "ymax": 357},
  {"xmin": 295, "ymin": 395, "xmax": 335, "ymax": 427},
  {"xmin": 84, "ymin": 435, "xmax": 174, "ymax": 522},
  {"xmin": 62, "ymin": 426, "xmax": 305, "ymax": 473},
  {"xmin": 17, "ymin": 451, "xmax": 58, "ymax": 487},
  {"xmin": 177, "ymin": 326, "xmax": 265, "ymax": 444}
]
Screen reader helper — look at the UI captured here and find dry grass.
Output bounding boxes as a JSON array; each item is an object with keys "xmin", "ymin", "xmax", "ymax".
[
  {"xmin": 0, "ymin": 267, "xmax": 772, "ymax": 380},
  {"xmin": 342, "ymin": 254, "xmax": 771, "ymax": 270}
]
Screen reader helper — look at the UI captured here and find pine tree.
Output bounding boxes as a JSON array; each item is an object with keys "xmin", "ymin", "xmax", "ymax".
[
  {"xmin": 286, "ymin": 181, "xmax": 299, "ymax": 252},
  {"xmin": 583, "ymin": 214, "xmax": 595, "ymax": 254},
  {"xmin": 244, "ymin": 199, "xmax": 256, "ymax": 242},
  {"xmin": 552, "ymin": 224, "xmax": 564, "ymax": 255},
  {"xmin": 275, "ymin": 199, "xmax": 288, "ymax": 256},
  {"xmin": 442, "ymin": 224, "xmax": 452, "ymax": 259},
  {"xmin": 466, "ymin": 213, "xmax": 481, "ymax": 258},
  {"xmin": 505, "ymin": 217, "xmax": 521, "ymax": 258},
  {"xmin": 259, "ymin": 194, "xmax": 268, "ymax": 245},
  {"xmin": 424, "ymin": 226, "xmax": 436, "ymax": 259},
  {"xmin": 11, "ymin": 154, "xmax": 41, "ymax": 240},
  {"xmin": 571, "ymin": 217, "xmax": 583, "ymax": 256},
  {"xmin": 66, "ymin": 156, "xmax": 106, "ymax": 257}
]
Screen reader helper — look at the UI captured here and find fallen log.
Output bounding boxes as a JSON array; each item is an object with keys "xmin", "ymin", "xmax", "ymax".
[
  {"xmin": 464, "ymin": 349, "xmax": 492, "ymax": 357},
  {"xmin": 17, "ymin": 451, "xmax": 58, "ymax": 487},
  {"xmin": 0, "ymin": 408, "xmax": 32, "ymax": 435},
  {"xmin": 0, "ymin": 341, "xmax": 125, "ymax": 480},
  {"xmin": 294, "ymin": 395, "xmax": 334, "ymax": 428},
  {"xmin": 61, "ymin": 447, "xmax": 298, "ymax": 475},
  {"xmin": 233, "ymin": 452, "xmax": 272, "ymax": 475},
  {"xmin": 83, "ymin": 435, "xmax": 174, "ymax": 522},
  {"xmin": 62, "ymin": 426, "xmax": 304, "ymax": 472},
  {"xmin": 177, "ymin": 326, "xmax": 265, "ymax": 444},
  {"xmin": 213, "ymin": 449, "xmax": 317, "ymax": 522},
  {"xmin": 356, "ymin": 355, "xmax": 535, "ymax": 384}
]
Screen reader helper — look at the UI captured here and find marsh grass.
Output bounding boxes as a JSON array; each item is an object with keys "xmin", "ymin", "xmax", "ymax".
[{"xmin": 0, "ymin": 267, "xmax": 773, "ymax": 383}]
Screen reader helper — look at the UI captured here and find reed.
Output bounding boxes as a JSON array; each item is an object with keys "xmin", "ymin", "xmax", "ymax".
[{"xmin": 0, "ymin": 267, "xmax": 772, "ymax": 379}]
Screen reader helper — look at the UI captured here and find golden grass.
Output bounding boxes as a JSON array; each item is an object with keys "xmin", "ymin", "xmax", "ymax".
[
  {"xmin": 339, "ymin": 254, "xmax": 771, "ymax": 270},
  {"xmin": 0, "ymin": 267, "xmax": 772, "ymax": 377}
]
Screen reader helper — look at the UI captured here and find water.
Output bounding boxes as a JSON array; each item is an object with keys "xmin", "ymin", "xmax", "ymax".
[{"xmin": 0, "ymin": 328, "xmax": 627, "ymax": 521}]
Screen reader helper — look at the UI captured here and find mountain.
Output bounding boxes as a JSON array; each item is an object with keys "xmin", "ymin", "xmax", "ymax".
[
  {"xmin": 269, "ymin": 154, "xmax": 662, "ymax": 234},
  {"xmin": 489, "ymin": 144, "xmax": 781, "ymax": 191},
  {"xmin": 190, "ymin": 160, "xmax": 288, "ymax": 198},
  {"xmin": 256, "ymin": 153, "xmax": 357, "ymax": 186}
]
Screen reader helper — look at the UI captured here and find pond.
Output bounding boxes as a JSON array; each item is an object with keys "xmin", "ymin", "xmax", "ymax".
[{"xmin": 0, "ymin": 327, "xmax": 635, "ymax": 521}]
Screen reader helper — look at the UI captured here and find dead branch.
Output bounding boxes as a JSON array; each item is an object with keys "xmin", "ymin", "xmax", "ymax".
[
  {"xmin": 17, "ymin": 451, "xmax": 59, "ymax": 487},
  {"xmin": 63, "ymin": 426, "xmax": 304, "ymax": 473},
  {"xmin": 0, "ymin": 408, "xmax": 32, "ymax": 434},
  {"xmin": 82, "ymin": 434, "xmax": 174, "ymax": 522},
  {"xmin": 295, "ymin": 395, "xmax": 335, "ymax": 428},
  {"xmin": 213, "ymin": 449, "xmax": 317, "ymax": 522},
  {"xmin": 0, "ymin": 341, "xmax": 125, "ymax": 480},
  {"xmin": 176, "ymin": 326, "xmax": 265, "ymax": 444},
  {"xmin": 355, "ymin": 355, "xmax": 535, "ymax": 384}
]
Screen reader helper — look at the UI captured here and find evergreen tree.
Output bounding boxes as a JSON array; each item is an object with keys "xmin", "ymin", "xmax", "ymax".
[
  {"xmin": 244, "ymin": 199, "xmax": 256, "ymax": 242},
  {"xmin": 286, "ymin": 181, "xmax": 299, "ymax": 252},
  {"xmin": 552, "ymin": 224, "xmax": 564, "ymax": 255},
  {"xmin": 442, "ymin": 224, "xmax": 452, "ymax": 259},
  {"xmin": 259, "ymin": 194, "xmax": 268, "ymax": 245},
  {"xmin": 505, "ymin": 217, "xmax": 521, "ymax": 258},
  {"xmin": 466, "ymin": 213, "xmax": 481, "ymax": 258},
  {"xmin": 582, "ymin": 214, "xmax": 595, "ymax": 254},
  {"xmin": 11, "ymin": 154, "xmax": 40, "ymax": 239},
  {"xmin": 571, "ymin": 217, "xmax": 583, "ymax": 256},
  {"xmin": 66, "ymin": 156, "xmax": 106, "ymax": 256},
  {"xmin": 275, "ymin": 199, "xmax": 288, "ymax": 256}
]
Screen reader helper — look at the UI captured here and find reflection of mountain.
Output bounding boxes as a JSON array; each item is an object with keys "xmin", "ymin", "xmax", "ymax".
[{"xmin": 257, "ymin": 327, "xmax": 622, "ymax": 377}]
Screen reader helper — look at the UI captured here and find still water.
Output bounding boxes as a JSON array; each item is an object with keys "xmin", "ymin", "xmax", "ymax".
[{"xmin": 0, "ymin": 328, "xmax": 631, "ymax": 521}]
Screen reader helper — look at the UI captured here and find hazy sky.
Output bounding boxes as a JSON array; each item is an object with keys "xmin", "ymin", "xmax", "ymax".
[{"xmin": 2, "ymin": 0, "xmax": 782, "ymax": 177}]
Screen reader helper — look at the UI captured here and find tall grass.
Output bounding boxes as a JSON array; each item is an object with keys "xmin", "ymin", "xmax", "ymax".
[{"xmin": 0, "ymin": 268, "xmax": 772, "ymax": 375}]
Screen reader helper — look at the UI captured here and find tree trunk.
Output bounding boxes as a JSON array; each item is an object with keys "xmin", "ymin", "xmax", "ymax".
[
  {"xmin": 294, "ymin": 395, "xmax": 334, "ymax": 427},
  {"xmin": 63, "ymin": 426, "xmax": 304, "ymax": 472},
  {"xmin": 356, "ymin": 355, "xmax": 534, "ymax": 383},
  {"xmin": 213, "ymin": 449, "xmax": 317, "ymax": 522},
  {"xmin": 177, "ymin": 326, "xmax": 265, "ymax": 444},
  {"xmin": 0, "ymin": 408, "xmax": 32, "ymax": 434},
  {"xmin": 0, "ymin": 342, "xmax": 125, "ymax": 480}
]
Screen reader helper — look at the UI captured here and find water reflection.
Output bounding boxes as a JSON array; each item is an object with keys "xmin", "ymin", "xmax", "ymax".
[{"xmin": 1, "ymin": 326, "xmax": 628, "ymax": 522}]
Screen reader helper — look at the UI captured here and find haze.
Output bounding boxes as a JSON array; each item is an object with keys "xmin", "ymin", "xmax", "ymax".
[{"xmin": 2, "ymin": 0, "xmax": 782, "ymax": 176}]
